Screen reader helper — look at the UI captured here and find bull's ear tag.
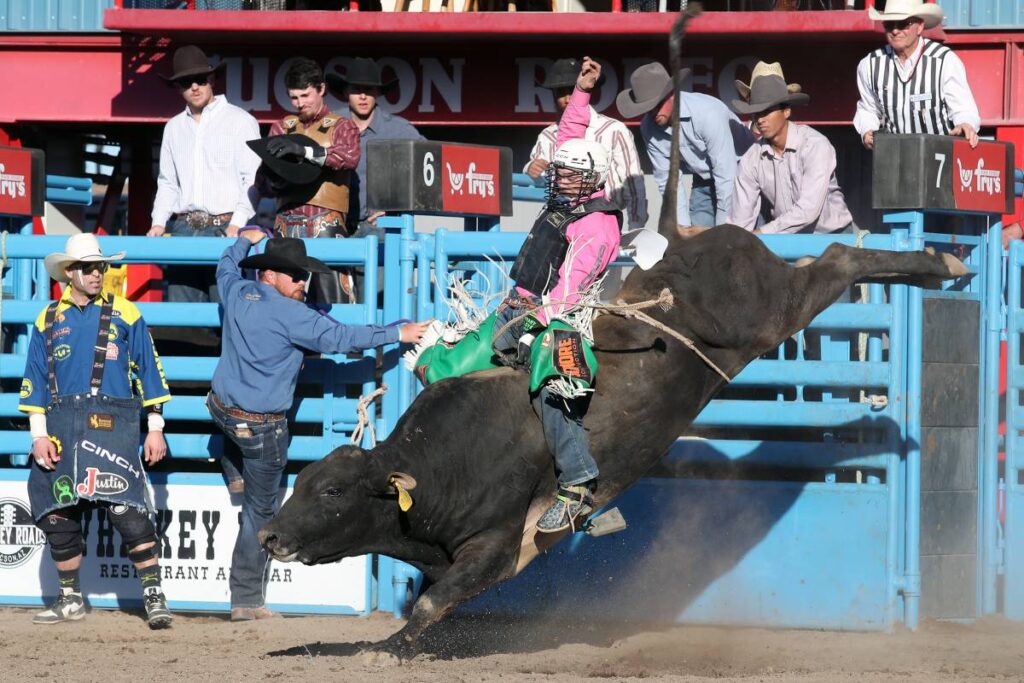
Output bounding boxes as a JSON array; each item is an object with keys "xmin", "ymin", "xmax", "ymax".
[{"xmin": 391, "ymin": 477, "xmax": 414, "ymax": 512}]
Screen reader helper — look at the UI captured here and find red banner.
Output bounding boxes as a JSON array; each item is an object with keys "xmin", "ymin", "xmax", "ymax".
[
  {"xmin": 440, "ymin": 145, "xmax": 500, "ymax": 215},
  {"xmin": 951, "ymin": 139, "xmax": 1010, "ymax": 214},
  {"xmin": 0, "ymin": 146, "xmax": 43, "ymax": 217}
]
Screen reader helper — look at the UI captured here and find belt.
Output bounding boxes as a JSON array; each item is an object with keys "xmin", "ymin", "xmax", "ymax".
[
  {"xmin": 208, "ymin": 392, "xmax": 284, "ymax": 424},
  {"xmin": 182, "ymin": 211, "xmax": 232, "ymax": 229},
  {"xmin": 275, "ymin": 209, "xmax": 349, "ymax": 239}
]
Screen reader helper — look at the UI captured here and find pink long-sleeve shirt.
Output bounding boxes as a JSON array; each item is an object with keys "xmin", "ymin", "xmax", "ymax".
[{"xmin": 517, "ymin": 87, "xmax": 622, "ymax": 326}]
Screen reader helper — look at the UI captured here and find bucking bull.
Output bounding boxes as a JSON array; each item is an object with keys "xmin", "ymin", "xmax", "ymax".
[{"xmin": 259, "ymin": 6, "xmax": 967, "ymax": 661}]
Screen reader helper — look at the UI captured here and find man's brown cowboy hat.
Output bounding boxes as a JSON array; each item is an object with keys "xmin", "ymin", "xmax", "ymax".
[
  {"xmin": 325, "ymin": 58, "xmax": 399, "ymax": 95},
  {"xmin": 238, "ymin": 237, "xmax": 332, "ymax": 275},
  {"xmin": 732, "ymin": 61, "xmax": 810, "ymax": 115},
  {"xmin": 161, "ymin": 45, "xmax": 222, "ymax": 83},
  {"xmin": 616, "ymin": 62, "xmax": 691, "ymax": 120}
]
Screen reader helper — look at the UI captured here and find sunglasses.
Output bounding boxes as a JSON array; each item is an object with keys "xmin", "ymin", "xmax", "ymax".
[
  {"xmin": 280, "ymin": 271, "xmax": 309, "ymax": 285},
  {"xmin": 71, "ymin": 262, "xmax": 109, "ymax": 276},
  {"xmin": 883, "ymin": 18, "xmax": 920, "ymax": 32},
  {"xmin": 174, "ymin": 75, "xmax": 209, "ymax": 89}
]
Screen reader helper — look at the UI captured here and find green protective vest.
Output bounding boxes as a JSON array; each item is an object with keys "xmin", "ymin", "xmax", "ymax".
[{"xmin": 529, "ymin": 320, "xmax": 599, "ymax": 394}]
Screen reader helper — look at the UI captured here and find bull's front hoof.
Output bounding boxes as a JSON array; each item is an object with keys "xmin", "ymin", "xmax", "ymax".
[{"xmin": 359, "ymin": 647, "xmax": 403, "ymax": 667}]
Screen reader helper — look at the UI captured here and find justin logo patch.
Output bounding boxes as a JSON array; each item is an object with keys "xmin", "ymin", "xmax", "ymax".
[
  {"xmin": 88, "ymin": 413, "xmax": 114, "ymax": 431},
  {"xmin": 105, "ymin": 342, "xmax": 119, "ymax": 360}
]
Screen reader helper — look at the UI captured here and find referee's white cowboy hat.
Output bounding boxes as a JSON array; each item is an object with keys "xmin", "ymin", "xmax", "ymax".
[
  {"xmin": 867, "ymin": 0, "xmax": 944, "ymax": 30},
  {"xmin": 44, "ymin": 233, "xmax": 125, "ymax": 284}
]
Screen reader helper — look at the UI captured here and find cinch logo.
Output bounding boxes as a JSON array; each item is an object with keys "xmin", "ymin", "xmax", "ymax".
[
  {"xmin": 957, "ymin": 158, "xmax": 1001, "ymax": 195},
  {"xmin": 80, "ymin": 440, "xmax": 142, "ymax": 480},
  {"xmin": 0, "ymin": 163, "xmax": 27, "ymax": 199},
  {"xmin": 0, "ymin": 498, "xmax": 46, "ymax": 568},
  {"xmin": 445, "ymin": 162, "xmax": 495, "ymax": 198},
  {"xmin": 77, "ymin": 467, "xmax": 129, "ymax": 497}
]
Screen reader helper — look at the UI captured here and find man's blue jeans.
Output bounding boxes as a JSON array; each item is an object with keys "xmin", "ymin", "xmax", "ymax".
[
  {"xmin": 492, "ymin": 296, "xmax": 599, "ymax": 487},
  {"xmin": 688, "ymin": 175, "xmax": 718, "ymax": 228},
  {"xmin": 207, "ymin": 393, "xmax": 289, "ymax": 609},
  {"xmin": 165, "ymin": 218, "xmax": 223, "ymax": 303}
]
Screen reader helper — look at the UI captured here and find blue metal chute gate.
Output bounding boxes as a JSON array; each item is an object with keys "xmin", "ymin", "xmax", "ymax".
[
  {"xmin": 0, "ymin": 230, "xmax": 384, "ymax": 614},
  {"xmin": 376, "ymin": 224, "xmax": 934, "ymax": 631},
  {"xmin": 1003, "ymin": 240, "xmax": 1024, "ymax": 619}
]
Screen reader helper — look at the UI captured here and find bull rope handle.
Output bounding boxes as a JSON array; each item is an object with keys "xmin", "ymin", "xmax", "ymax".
[
  {"xmin": 492, "ymin": 288, "xmax": 732, "ymax": 383},
  {"xmin": 351, "ymin": 384, "xmax": 388, "ymax": 448}
]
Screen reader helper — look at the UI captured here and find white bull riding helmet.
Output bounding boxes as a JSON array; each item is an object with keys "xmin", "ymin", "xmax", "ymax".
[{"xmin": 545, "ymin": 139, "xmax": 610, "ymax": 209}]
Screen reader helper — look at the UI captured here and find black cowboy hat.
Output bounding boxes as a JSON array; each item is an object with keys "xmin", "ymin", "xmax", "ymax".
[
  {"xmin": 247, "ymin": 134, "xmax": 324, "ymax": 187},
  {"xmin": 537, "ymin": 58, "xmax": 606, "ymax": 90},
  {"xmin": 238, "ymin": 237, "xmax": 332, "ymax": 275},
  {"xmin": 616, "ymin": 62, "xmax": 691, "ymax": 119},
  {"xmin": 325, "ymin": 57, "xmax": 399, "ymax": 95},
  {"xmin": 161, "ymin": 45, "xmax": 222, "ymax": 83}
]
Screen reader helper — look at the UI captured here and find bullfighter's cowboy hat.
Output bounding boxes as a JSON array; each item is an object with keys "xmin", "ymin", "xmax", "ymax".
[
  {"xmin": 238, "ymin": 237, "xmax": 332, "ymax": 275},
  {"xmin": 44, "ymin": 233, "xmax": 125, "ymax": 284},
  {"xmin": 615, "ymin": 62, "xmax": 691, "ymax": 119},
  {"xmin": 731, "ymin": 61, "xmax": 810, "ymax": 115},
  {"xmin": 867, "ymin": 0, "xmax": 944, "ymax": 30},
  {"xmin": 160, "ymin": 45, "xmax": 222, "ymax": 84},
  {"xmin": 325, "ymin": 58, "xmax": 399, "ymax": 95},
  {"xmin": 537, "ymin": 58, "xmax": 606, "ymax": 90}
]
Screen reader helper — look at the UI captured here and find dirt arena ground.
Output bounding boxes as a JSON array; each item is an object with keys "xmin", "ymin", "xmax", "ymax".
[{"xmin": 2, "ymin": 607, "xmax": 1023, "ymax": 682}]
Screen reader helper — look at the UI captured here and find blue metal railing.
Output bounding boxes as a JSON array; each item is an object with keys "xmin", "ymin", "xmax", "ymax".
[
  {"xmin": 0, "ymin": 234, "xmax": 384, "ymax": 463},
  {"xmin": 1002, "ymin": 240, "xmax": 1024, "ymax": 619}
]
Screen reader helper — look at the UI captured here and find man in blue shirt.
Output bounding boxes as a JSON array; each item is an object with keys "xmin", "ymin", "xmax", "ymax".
[
  {"xmin": 327, "ymin": 57, "xmax": 425, "ymax": 237},
  {"xmin": 209, "ymin": 230, "xmax": 428, "ymax": 621},
  {"xmin": 617, "ymin": 62, "xmax": 754, "ymax": 229},
  {"xmin": 20, "ymin": 233, "xmax": 172, "ymax": 628}
]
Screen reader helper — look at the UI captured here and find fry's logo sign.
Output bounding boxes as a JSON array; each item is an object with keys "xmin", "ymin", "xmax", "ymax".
[
  {"xmin": 441, "ymin": 145, "xmax": 500, "ymax": 215},
  {"xmin": 0, "ymin": 163, "xmax": 26, "ymax": 199},
  {"xmin": 957, "ymin": 158, "xmax": 1002, "ymax": 195},
  {"xmin": 445, "ymin": 162, "xmax": 495, "ymax": 198}
]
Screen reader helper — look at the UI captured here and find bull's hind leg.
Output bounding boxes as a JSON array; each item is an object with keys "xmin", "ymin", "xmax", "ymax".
[
  {"xmin": 362, "ymin": 529, "xmax": 519, "ymax": 664},
  {"xmin": 787, "ymin": 243, "xmax": 967, "ymax": 333}
]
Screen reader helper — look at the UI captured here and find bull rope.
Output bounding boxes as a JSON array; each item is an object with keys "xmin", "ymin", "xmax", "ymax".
[
  {"xmin": 492, "ymin": 288, "xmax": 733, "ymax": 383},
  {"xmin": 351, "ymin": 384, "xmax": 387, "ymax": 448}
]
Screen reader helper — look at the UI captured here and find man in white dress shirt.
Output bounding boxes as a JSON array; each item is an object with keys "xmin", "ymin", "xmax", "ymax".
[
  {"xmin": 854, "ymin": 0, "xmax": 980, "ymax": 150},
  {"xmin": 148, "ymin": 45, "xmax": 261, "ymax": 302}
]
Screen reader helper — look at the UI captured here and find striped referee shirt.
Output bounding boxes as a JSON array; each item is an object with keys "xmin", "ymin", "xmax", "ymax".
[
  {"xmin": 854, "ymin": 38, "xmax": 980, "ymax": 138},
  {"xmin": 151, "ymin": 95, "xmax": 262, "ymax": 228},
  {"xmin": 526, "ymin": 106, "xmax": 649, "ymax": 230}
]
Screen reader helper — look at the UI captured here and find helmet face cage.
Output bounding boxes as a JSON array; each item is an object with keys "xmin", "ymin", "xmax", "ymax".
[{"xmin": 544, "ymin": 159, "xmax": 600, "ymax": 210}]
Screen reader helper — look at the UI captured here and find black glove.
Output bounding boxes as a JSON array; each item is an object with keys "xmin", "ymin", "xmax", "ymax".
[
  {"xmin": 516, "ymin": 332, "xmax": 536, "ymax": 368},
  {"xmin": 266, "ymin": 136, "xmax": 307, "ymax": 160}
]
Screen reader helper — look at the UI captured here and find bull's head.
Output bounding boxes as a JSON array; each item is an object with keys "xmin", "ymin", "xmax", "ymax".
[{"xmin": 258, "ymin": 445, "xmax": 417, "ymax": 565}]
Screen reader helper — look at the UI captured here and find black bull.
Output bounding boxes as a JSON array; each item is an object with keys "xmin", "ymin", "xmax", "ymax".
[{"xmin": 260, "ymin": 225, "xmax": 967, "ymax": 659}]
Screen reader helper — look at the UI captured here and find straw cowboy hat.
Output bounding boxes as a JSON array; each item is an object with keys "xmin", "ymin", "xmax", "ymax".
[
  {"xmin": 732, "ymin": 61, "xmax": 810, "ymax": 115},
  {"xmin": 160, "ymin": 45, "xmax": 222, "ymax": 83},
  {"xmin": 325, "ymin": 57, "xmax": 399, "ymax": 95},
  {"xmin": 616, "ymin": 62, "xmax": 691, "ymax": 119},
  {"xmin": 868, "ymin": 0, "xmax": 944, "ymax": 30},
  {"xmin": 44, "ymin": 233, "xmax": 125, "ymax": 284}
]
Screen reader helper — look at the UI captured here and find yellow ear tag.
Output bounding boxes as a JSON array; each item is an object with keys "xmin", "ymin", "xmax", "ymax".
[{"xmin": 393, "ymin": 481, "xmax": 413, "ymax": 512}]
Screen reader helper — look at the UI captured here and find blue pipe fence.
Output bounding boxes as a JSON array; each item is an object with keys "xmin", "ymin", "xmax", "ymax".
[
  {"xmin": 1003, "ymin": 240, "xmax": 1024, "ymax": 620},
  {"xmin": 0, "ymin": 173, "xmax": 1012, "ymax": 629}
]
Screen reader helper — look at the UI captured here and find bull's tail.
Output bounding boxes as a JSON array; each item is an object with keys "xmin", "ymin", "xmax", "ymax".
[{"xmin": 658, "ymin": 3, "xmax": 703, "ymax": 239}]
